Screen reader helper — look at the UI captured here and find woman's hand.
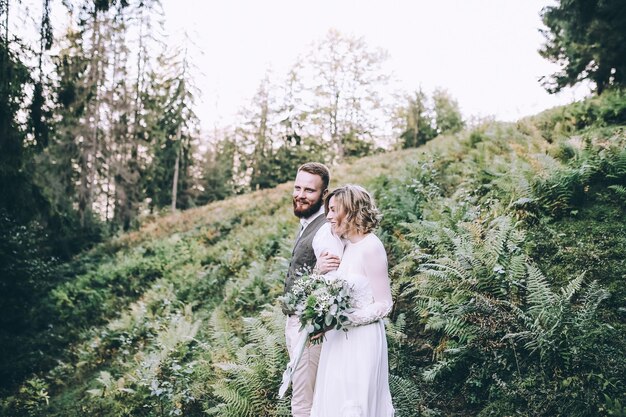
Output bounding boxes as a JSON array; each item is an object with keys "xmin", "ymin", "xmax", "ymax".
[{"xmin": 315, "ymin": 251, "xmax": 341, "ymax": 274}]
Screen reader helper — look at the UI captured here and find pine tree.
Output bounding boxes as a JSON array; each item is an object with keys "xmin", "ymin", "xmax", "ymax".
[
  {"xmin": 144, "ymin": 45, "xmax": 201, "ymax": 211},
  {"xmin": 237, "ymin": 72, "xmax": 278, "ymax": 190},
  {"xmin": 115, "ymin": 0, "xmax": 163, "ymax": 228},
  {"xmin": 198, "ymin": 134, "xmax": 237, "ymax": 204}
]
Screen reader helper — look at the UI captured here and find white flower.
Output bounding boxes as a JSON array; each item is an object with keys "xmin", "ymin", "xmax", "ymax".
[{"xmin": 285, "ymin": 272, "xmax": 354, "ymax": 342}]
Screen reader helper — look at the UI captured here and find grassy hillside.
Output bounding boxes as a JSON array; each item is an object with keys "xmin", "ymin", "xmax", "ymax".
[{"xmin": 2, "ymin": 91, "xmax": 625, "ymax": 417}]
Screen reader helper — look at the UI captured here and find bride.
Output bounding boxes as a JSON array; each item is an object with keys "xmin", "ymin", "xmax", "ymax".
[{"xmin": 311, "ymin": 184, "xmax": 395, "ymax": 417}]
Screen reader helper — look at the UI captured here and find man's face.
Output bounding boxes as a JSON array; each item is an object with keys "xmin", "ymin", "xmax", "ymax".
[{"xmin": 292, "ymin": 171, "xmax": 325, "ymax": 219}]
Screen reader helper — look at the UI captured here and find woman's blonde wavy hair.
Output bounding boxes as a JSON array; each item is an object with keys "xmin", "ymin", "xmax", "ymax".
[{"xmin": 325, "ymin": 184, "xmax": 381, "ymax": 235}]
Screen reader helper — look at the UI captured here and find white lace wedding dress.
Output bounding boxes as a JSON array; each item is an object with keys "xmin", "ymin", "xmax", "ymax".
[{"xmin": 310, "ymin": 233, "xmax": 395, "ymax": 417}]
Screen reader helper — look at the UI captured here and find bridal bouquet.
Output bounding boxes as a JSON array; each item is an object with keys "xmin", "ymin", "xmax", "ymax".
[
  {"xmin": 282, "ymin": 271, "xmax": 353, "ymax": 344},
  {"xmin": 278, "ymin": 272, "xmax": 353, "ymax": 398}
]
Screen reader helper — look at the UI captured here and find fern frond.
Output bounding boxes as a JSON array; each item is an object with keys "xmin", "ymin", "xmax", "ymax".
[
  {"xmin": 208, "ymin": 304, "xmax": 289, "ymax": 417},
  {"xmin": 610, "ymin": 149, "xmax": 626, "ymax": 176},
  {"xmin": 507, "ymin": 254, "xmax": 526, "ymax": 287},
  {"xmin": 443, "ymin": 316, "xmax": 475, "ymax": 344},
  {"xmin": 574, "ymin": 280, "xmax": 610, "ymax": 326},
  {"xmin": 525, "ymin": 264, "xmax": 557, "ymax": 315},
  {"xmin": 534, "ymin": 169, "xmax": 578, "ymax": 214},
  {"xmin": 414, "ymin": 297, "xmax": 439, "ymax": 317},
  {"xmin": 502, "ymin": 329, "xmax": 532, "ymax": 345},
  {"xmin": 389, "ymin": 375, "xmax": 421, "ymax": 415},
  {"xmin": 420, "ymin": 260, "xmax": 470, "ymax": 282},
  {"xmin": 484, "ymin": 216, "xmax": 513, "ymax": 267},
  {"xmin": 460, "ymin": 221, "xmax": 483, "ymax": 243},
  {"xmin": 506, "ymin": 228, "xmax": 526, "ymax": 252},
  {"xmin": 425, "ymin": 315, "xmax": 446, "ymax": 332},
  {"xmin": 208, "ymin": 310, "xmax": 243, "ymax": 361},
  {"xmin": 560, "ymin": 272, "xmax": 585, "ymax": 300},
  {"xmin": 211, "ymin": 381, "xmax": 254, "ymax": 417},
  {"xmin": 608, "ymin": 185, "xmax": 626, "ymax": 203},
  {"xmin": 422, "ymin": 359, "xmax": 454, "ymax": 382},
  {"xmin": 386, "ymin": 313, "xmax": 408, "ymax": 344}
]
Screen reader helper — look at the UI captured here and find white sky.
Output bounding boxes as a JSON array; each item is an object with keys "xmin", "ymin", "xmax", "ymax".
[{"xmin": 163, "ymin": 0, "xmax": 589, "ymax": 133}]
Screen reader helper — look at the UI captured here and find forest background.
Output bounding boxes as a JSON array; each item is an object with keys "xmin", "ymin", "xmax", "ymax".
[{"xmin": 1, "ymin": 0, "xmax": 625, "ymax": 416}]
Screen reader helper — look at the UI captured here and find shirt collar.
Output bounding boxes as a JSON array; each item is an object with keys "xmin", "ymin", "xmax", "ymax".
[{"xmin": 300, "ymin": 205, "xmax": 325, "ymax": 229}]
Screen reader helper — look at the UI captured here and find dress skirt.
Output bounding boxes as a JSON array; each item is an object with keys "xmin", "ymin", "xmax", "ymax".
[{"xmin": 310, "ymin": 319, "xmax": 394, "ymax": 417}]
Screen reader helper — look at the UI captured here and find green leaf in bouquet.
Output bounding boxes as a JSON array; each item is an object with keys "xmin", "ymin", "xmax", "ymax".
[
  {"xmin": 329, "ymin": 304, "xmax": 338, "ymax": 315},
  {"xmin": 325, "ymin": 312, "xmax": 334, "ymax": 327},
  {"xmin": 306, "ymin": 295, "xmax": 317, "ymax": 307}
]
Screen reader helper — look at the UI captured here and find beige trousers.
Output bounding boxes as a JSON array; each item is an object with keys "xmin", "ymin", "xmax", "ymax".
[{"xmin": 285, "ymin": 315, "xmax": 321, "ymax": 417}]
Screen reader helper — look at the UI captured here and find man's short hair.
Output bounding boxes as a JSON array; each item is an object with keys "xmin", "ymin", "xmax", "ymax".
[{"xmin": 298, "ymin": 162, "xmax": 330, "ymax": 191}]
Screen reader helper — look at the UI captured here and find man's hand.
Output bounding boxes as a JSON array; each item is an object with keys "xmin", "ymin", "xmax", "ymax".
[
  {"xmin": 310, "ymin": 332, "xmax": 325, "ymax": 343},
  {"xmin": 315, "ymin": 251, "xmax": 341, "ymax": 274}
]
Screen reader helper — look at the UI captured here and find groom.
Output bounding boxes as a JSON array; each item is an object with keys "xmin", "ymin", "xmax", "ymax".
[{"xmin": 284, "ymin": 162, "xmax": 343, "ymax": 417}]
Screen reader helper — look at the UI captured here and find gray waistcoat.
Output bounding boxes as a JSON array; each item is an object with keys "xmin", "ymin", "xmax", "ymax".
[{"xmin": 283, "ymin": 214, "xmax": 327, "ymax": 315}]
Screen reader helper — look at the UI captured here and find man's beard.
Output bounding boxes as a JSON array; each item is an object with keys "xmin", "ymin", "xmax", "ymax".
[{"xmin": 293, "ymin": 196, "xmax": 324, "ymax": 219}]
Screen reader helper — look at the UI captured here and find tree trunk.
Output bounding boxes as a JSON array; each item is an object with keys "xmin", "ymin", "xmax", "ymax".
[{"xmin": 171, "ymin": 126, "xmax": 181, "ymax": 212}]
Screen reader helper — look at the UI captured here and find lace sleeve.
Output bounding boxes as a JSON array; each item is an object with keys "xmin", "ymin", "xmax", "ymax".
[{"xmin": 347, "ymin": 238, "xmax": 393, "ymax": 326}]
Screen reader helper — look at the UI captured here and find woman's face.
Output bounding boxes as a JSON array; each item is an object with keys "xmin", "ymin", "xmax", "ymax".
[{"xmin": 326, "ymin": 196, "xmax": 347, "ymax": 237}]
